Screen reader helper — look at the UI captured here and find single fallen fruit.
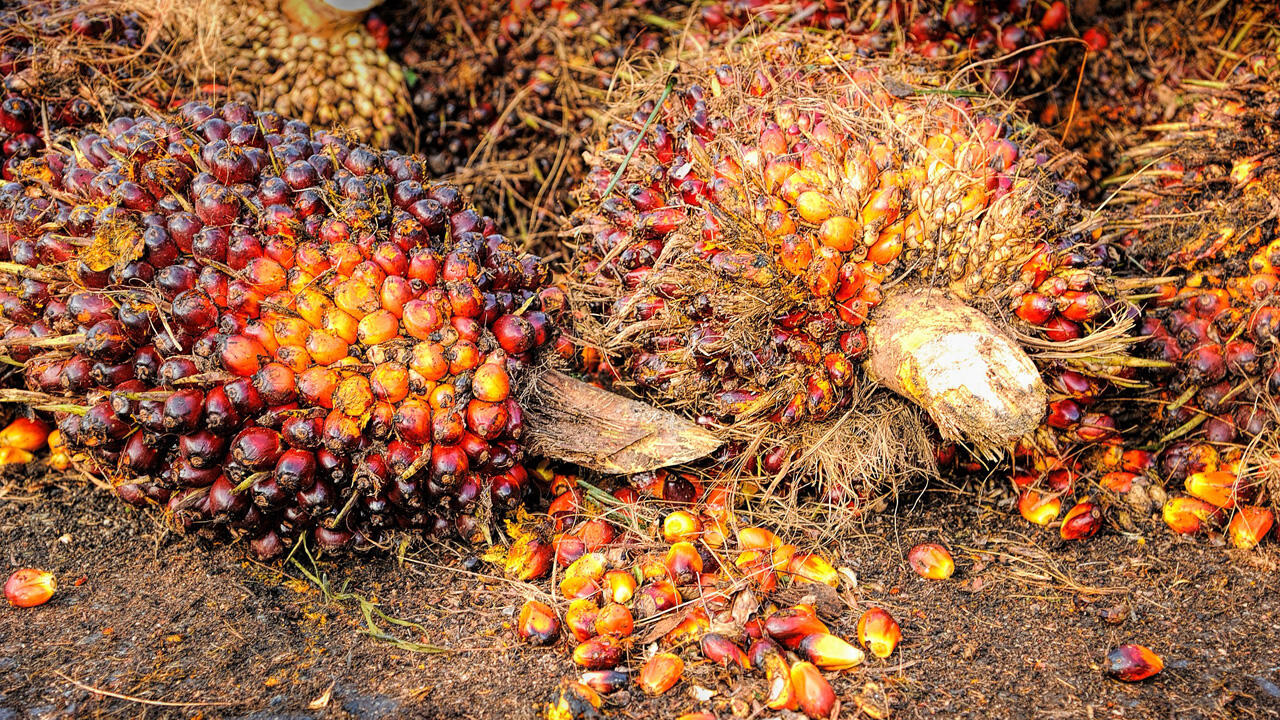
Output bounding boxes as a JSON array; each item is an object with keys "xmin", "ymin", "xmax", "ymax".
[
  {"xmin": 1019, "ymin": 489, "xmax": 1062, "ymax": 526},
  {"xmin": 517, "ymin": 600, "xmax": 560, "ymax": 646},
  {"xmin": 907, "ymin": 543, "xmax": 954, "ymax": 579},
  {"xmin": 638, "ymin": 652, "xmax": 684, "ymax": 695},
  {"xmin": 790, "ymin": 661, "xmax": 836, "ymax": 719},
  {"xmin": 0, "ymin": 417, "xmax": 50, "ymax": 452},
  {"xmin": 1162, "ymin": 496, "xmax": 1222, "ymax": 534},
  {"xmin": 1060, "ymin": 500, "xmax": 1102, "ymax": 541},
  {"xmin": 543, "ymin": 681, "xmax": 602, "ymax": 720},
  {"xmin": 4, "ymin": 568, "xmax": 56, "ymax": 607},
  {"xmin": 1104, "ymin": 644, "xmax": 1164, "ymax": 681},
  {"xmin": 857, "ymin": 607, "xmax": 902, "ymax": 659},
  {"xmin": 1227, "ymin": 506, "xmax": 1274, "ymax": 550},
  {"xmin": 798, "ymin": 632, "xmax": 865, "ymax": 671}
]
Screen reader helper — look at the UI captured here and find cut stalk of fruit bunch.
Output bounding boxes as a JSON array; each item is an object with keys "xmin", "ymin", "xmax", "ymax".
[
  {"xmin": 0, "ymin": 101, "xmax": 716, "ymax": 558},
  {"xmin": 568, "ymin": 32, "xmax": 1133, "ymax": 506}
]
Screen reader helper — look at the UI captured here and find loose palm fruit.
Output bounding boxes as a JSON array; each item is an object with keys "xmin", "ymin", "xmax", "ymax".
[
  {"xmin": 764, "ymin": 608, "xmax": 829, "ymax": 649},
  {"xmin": 638, "ymin": 652, "xmax": 684, "ymax": 696},
  {"xmin": 593, "ymin": 603, "xmax": 633, "ymax": 638},
  {"xmin": 1018, "ymin": 490, "xmax": 1062, "ymax": 526},
  {"xmin": 4, "ymin": 568, "xmax": 55, "ymax": 607},
  {"xmin": 787, "ymin": 553, "xmax": 839, "ymax": 587},
  {"xmin": 542, "ymin": 681, "xmax": 603, "ymax": 720},
  {"xmin": 1060, "ymin": 501, "xmax": 1102, "ymax": 541},
  {"xmin": 565, "ymin": 599, "xmax": 600, "ymax": 642},
  {"xmin": 664, "ymin": 541, "xmax": 703, "ymax": 583},
  {"xmin": 701, "ymin": 633, "xmax": 749, "ymax": 669},
  {"xmin": 572, "ymin": 635, "xmax": 624, "ymax": 670},
  {"xmin": 1228, "ymin": 506, "xmax": 1274, "ymax": 550},
  {"xmin": 0, "ymin": 102, "xmax": 559, "ymax": 556},
  {"xmin": 579, "ymin": 670, "xmax": 629, "ymax": 694},
  {"xmin": 1105, "ymin": 644, "xmax": 1164, "ymax": 682},
  {"xmin": 907, "ymin": 543, "xmax": 954, "ymax": 579},
  {"xmin": 602, "ymin": 570, "xmax": 637, "ymax": 604},
  {"xmin": 571, "ymin": 34, "xmax": 1118, "ymax": 501},
  {"xmin": 662, "ymin": 510, "xmax": 701, "ymax": 543},
  {"xmin": 790, "ymin": 661, "xmax": 836, "ymax": 719},
  {"xmin": 1162, "ymin": 496, "xmax": 1221, "ymax": 534},
  {"xmin": 1184, "ymin": 471, "xmax": 1249, "ymax": 510},
  {"xmin": 762, "ymin": 652, "xmax": 799, "ymax": 711},
  {"xmin": 857, "ymin": 608, "xmax": 902, "ymax": 659},
  {"xmin": 518, "ymin": 600, "xmax": 561, "ymax": 645},
  {"xmin": 798, "ymin": 633, "xmax": 865, "ymax": 671},
  {"xmin": 0, "ymin": 417, "xmax": 49, "ymax": 452}
]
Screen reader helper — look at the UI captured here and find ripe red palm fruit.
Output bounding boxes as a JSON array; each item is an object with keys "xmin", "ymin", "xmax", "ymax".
[{"xmin": 0, "ymin": 102, "xmax": 560, "ymax": 557}]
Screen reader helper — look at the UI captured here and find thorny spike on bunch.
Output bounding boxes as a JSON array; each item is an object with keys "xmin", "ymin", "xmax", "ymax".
[
  {"xmin": 568, "ymin": 32, "xmax": 1132, "ymax": 515},
  {"xmin": 0, "ymin": 100, "xmax": 564, "ymax": 557}
]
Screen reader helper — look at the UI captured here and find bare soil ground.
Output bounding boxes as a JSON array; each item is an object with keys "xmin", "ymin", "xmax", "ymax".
[{"xmin": 2, "ymin": 474, "xmax": 1279, "ymax": 720}]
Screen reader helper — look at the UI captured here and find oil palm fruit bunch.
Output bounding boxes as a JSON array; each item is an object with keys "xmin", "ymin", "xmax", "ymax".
[
  {"xmin": 567, "ymin": 32, "xmax": 1132, "ymax": 505},
  {"xmin": 144, "ymin": 0, "xmax": 412, "ymax": 148},
  {"xmin": 506, "ymin": 477, "xmax": 873, "ymax": 719},
  {"xmin": 1104, "ymin": 43, "xmax": 1280, "ymax": 548},
  {"xmin": 377, "ymin": 0, "xmax": 667, "ymax": 241},
  {"xmin": 0, "ymin": 100, "xmax": 565, "ymax": 558}
]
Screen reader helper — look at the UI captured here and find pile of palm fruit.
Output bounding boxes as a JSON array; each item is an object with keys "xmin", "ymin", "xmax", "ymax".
[{"xmin": 3, "ymin": 0, "xmax": 1280, "ymax": 715}]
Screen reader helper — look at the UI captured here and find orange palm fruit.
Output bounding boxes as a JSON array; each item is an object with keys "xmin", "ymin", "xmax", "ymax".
[
  {"xmin": 764, "ymin": 608, "xmax": 830, "ymax": 649},
  {"xmin": 735, "ymin": 549, "xmax": 778, "ymax": 592},
  {"xmin": 638, "ymin": 652, "xmax": 684, "ymax": 695},
  {"xmin": 579, "ymin": 670, "xmax": 630, "ymax": 694},
  {"xmin": 1184, "ymin": 470, "xmax": 1247, "ymax": 509},
  {"xmin": 0, "ymin": 447, "xmax": 34, "ymax": 465},
  {"xmin": 559, "ymin": 575, "xmax": 600, "ymax": 601},
  {"xmin": 594, "ymin": 603, "xmax": 634, "ymax": 637},
  {"xmin": 738, "ymin": 526, "xmax": 780, "ymax": 550},
  {"xmin": 517, "ymin": 600, "xmax": 560, "ymax": 645},
  {"xmin": 700, "ymin": 633, "xmax": 750, "ymax": 668},
  {"xmin": 1105, "ymin": 644, "xmax": 1163, "ymax": 681},
  {"xmin": 572, "ymin": 635, "xmax": 624, "ymax": 669},
  {"xmin": 1018, "ymin": 489, "xmax": 1062, "ymax": 526},
  {"xmin": 4, "ymin": 568, "xmax": 56, "ymax": 608},
  {"xmin": 1162, "ymin": 496, "xmax": 1221, "ymax": 534},
  {"xmin": 1228, "ymin": 506, "xmax": 1274, "ymax": 549},
  {"xmin": 763, "ymin": 653, "xmax": 799, "ymax": 711},
  {"xmin": 663, "ymin": 608, "xmax": 710, "ymax": 646},
  {"xmin": 857, "ymin": 607, "xmax": 902, "ymax": 658},
  {"xmin": 0, "ymin": 417, "xmax": 50, "ymax": 452},
  {"xmin": 1060, "ymin": 500, "xmax": 1103, "ymax": 541},
  {"xmin": 664, "ymin": 541, "xmax": 704, "ymax": 583},
  {"xmin": 787, "ymin": 553, "xmax": 839, "ymax": 587},
  {"xmin": 565, "ymin": 599, "xmax": 600, "ymax": 642},
  {"xmin": 504, "ymin": 538, "xmax": 553, "ymax": 581},
  {"xmin": 662, "ymin": 510, "xmax": 702, "ymax": 542},
  {"xmin": 602, "ymin": 570, "xmax": 637, "ymax": 604},
  {"xmin": 907, "ymin": 543, "xmax": 954, "ymax": 579},
  {"xmin": 634, "ymin": 580, "xmax": 681, "ymax": 618},
  {"xmin": 798, "ymin": 633, "xmax": 865, "ymax": 671},
  {"xmin": 790, "ymin": 661, "xmax": 836, "ymax": 719}
]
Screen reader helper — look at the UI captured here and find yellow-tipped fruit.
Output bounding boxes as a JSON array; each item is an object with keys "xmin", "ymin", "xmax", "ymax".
[
  {"xmin": 907, "ymin": 543, "xmax": 954, "ymax": 579},
  {"xmin": 857, "ymin": 607, "xmax": 902, "ymax": 659}
]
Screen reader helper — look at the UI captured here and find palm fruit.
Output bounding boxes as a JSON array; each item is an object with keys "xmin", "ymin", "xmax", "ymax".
[
  {"xmin": 379, "ymin": 0, "xmax": 667, "ymax": 243},
  {"xmin": 1105, "ymin": 27, "xmax": 1280, "ymax": 534},
  {"xmin": 4, "ymin": 568, "xmax": 56, "ymax": 608},
  {"xmin": 568, "ymin": 32, "xmax": 1125, "ymax": 501},
  {"xmin": 0, "ymin": 100, "xmax": 560, "ymax": 557},
  {"xmin": 1104, "ymin": 644, "xmax": 1163, "ymax": 682}
]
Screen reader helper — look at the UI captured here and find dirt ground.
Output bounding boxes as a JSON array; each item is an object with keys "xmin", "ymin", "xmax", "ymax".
[{"xmin": 2, "ymin": 472, "xmax": 1279, "ymax": 720}]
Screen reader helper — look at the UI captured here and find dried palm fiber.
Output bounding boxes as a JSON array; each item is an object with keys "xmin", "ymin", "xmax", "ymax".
[
  {"xmin": 0, "ymin": 100, "xmax": 566, "ymax": 558},
  {"xmin": 1096, "ymin": 33, "xmax": 1280, "ymax": 527},
  {"xmin": 121, "ymin": 0, "xmax": 412, "ymax": 147},
  {"xmin": 565, "ymin": 32, "xmax": 1138, "ymax": 515},
  {"xmin": 376, "ymin": 0, "xmax": 670, "ymax": 251}
]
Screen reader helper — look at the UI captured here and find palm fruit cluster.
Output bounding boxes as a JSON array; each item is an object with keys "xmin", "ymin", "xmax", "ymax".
[
  {"xmin": 499, "ymin": 472, "xmax": 903, "ymax": 719},
  {"xmin": 377, "ymin": 0, "xmax": 666, "ymax": 239},
  {"xmin": 567, "ymin": 33, "xmax": 1128, "ymax": 503},
  {"xmin": 190, "ymin": 0, "xmax": 411, "ymax": 147},
  {"xmin": 0, "ymin": 100, "xmax": 563, "ymax": 557},
  {"xmin": 1103, "ymin": 43, "xmax": 1280, "ymax": 548}
]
